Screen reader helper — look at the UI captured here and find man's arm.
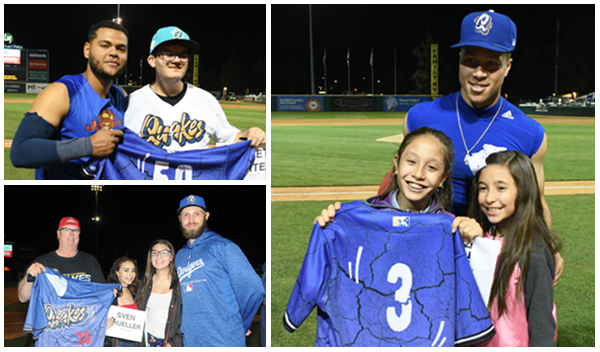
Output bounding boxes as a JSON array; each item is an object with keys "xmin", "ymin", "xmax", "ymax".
[
  {"xmin": 225, "ymin": 244, "xmax": 265, "ymax": 331},
  {"xmin": 27, "ymin": 82, "xmax": 70, "ymax": 127},
  {"xmin": 10, "ymin": 82, "xmax": 123, "ymax": 169},
  {"xmin": 233, "ymin": 127, "xmax": 266, "ymax": 148},
  {"xmin": 530, "ymin": 133, "xmax": 563, "ymax": 285},
  {"xmin": 531, "ymin": 133, "xmax": 551, "ymax": 228}
]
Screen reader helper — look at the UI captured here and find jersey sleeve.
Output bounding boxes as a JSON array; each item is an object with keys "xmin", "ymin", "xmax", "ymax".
[
  {"xmin": 405, "ymin": 106, "xmax": 417, "ymax": 133},
  {"xmin": 22, "ymin": 271, "xmax": 48, "ymax": 338},
  {"xmin": 211, "ymin": 102, "xmax": 241, "ymax": 146},
  {"xmin": 453, "ymin": 230, "xmax": 496, "ymax": 346},
  {"xmin": 90, "ymin": 255, "xmax": 106, "ymax": 283},
  {"xmin": 283, "ymin": 222, "xmax": 331, "ymax": 332},
  {"xmin": 529, "ymin": 123, "xmax": 546, "ymax": 157},
  {"xmin": 222, "ymin": 242, "xmax": 265, "ymax": 331}
]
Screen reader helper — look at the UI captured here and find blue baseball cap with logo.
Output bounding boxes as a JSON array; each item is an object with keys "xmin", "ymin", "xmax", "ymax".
[
  {"xmin": 177, "ymin": 195, "xmax": 206, "ymax": 214},
  {"xmin": 451, "ymin": 10, "xmax": 517, "ymax": 53},
  {"xmin": 149, "ymin": 26, "xmax": 199, "ymax": 55}
]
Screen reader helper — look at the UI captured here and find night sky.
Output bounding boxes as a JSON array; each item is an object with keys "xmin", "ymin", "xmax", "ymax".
[
  {"xmin": 4, "ymin": 4, "xmax": 266, "ymax": 87},
  {"xmin": 272, "ymin": 4, "xmax": 594, "ymax": 101},
  {"xmin": 4, "ymin": 185, "xmax": 266, "ymax": 277}
]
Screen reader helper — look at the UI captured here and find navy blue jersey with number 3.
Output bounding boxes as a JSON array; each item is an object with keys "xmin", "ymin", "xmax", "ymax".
[
  {"xmin": 284, "ymin": 201, "xmax": 495, "ymax": 346},
  {"xmin": 23, "ymin": 267, "xmax": 121, "ymax": 347}
]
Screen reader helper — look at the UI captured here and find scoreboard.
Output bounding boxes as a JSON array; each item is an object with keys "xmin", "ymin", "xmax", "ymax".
[{"xmin": 4, "ymin": 47, "xmax": 49, "ymax": 82}]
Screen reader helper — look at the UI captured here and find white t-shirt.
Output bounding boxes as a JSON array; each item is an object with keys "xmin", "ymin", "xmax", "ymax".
[
  {"xmin": 124, "ymin": 84, "xmax": 240, "ymax": 152},
  {"xmin": 145, "ymin": 291, "xmax": 173, "ymax": 345}
]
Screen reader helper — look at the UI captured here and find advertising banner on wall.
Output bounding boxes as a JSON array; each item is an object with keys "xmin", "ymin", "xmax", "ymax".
[
  {"xmin": 4, "ymin": 48, "xmax": 26, "ymax": 81},
  {"xmin": 277, "ymin": 96, "xmax": 324, "ymax": 112},
  {"xmin": 331, "ymin": 96, "xmax": 377, "ymax": 111},
  {"xmin": 383, "ymin": 96, "xmax": 431, "ymax": 112},
  {"xmin": 27, "ymin": 50, "xmax": 49, "ymax": 82}
]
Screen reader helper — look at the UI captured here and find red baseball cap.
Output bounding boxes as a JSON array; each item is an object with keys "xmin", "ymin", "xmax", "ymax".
[{"xmin": 58, "ymin": 217, "xmax": 80, "ymax": 231}]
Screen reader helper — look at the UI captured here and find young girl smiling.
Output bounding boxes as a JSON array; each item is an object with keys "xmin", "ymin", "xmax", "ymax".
[
  {"xmin": 284, "ymin": 127, "xmax": 494, "ymax": 346},
  {"xmin": 469, "ymin": 151, "xmax": 561, "ymax": 346}
]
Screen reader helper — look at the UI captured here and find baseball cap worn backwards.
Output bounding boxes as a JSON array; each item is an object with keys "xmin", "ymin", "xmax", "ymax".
[
  {"xmin": 451, "ymin": 10, "xmax": 517, "ymax": 53},
  {"xmin": 58, "ymin": 217, "xmax": 80, "ymax": 230},
  {"xmin": 149, "ymin": 26, "xmax": 199, "ymax": 55},
  {"xmin": 177, "ymin": 195, "xmax": 206, "ymax": 214}
]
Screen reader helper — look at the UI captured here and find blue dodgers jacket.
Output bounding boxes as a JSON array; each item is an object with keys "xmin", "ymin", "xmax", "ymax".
[{"xmin": 175, "ymin": 229, "xmax": 265, "ymax": 346}]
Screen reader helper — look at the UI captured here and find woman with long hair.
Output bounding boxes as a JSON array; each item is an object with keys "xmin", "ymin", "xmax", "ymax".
[
  {"xmin": 104, "ymin": 256, "xmax": 139, "ymax": 347},
  {"xmin": 136, "ymin": 239, "xmax": 182, "ymax": 347}
]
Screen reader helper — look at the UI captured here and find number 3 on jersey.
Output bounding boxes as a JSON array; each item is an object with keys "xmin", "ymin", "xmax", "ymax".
[{"xmin": 387, "ymin": 263, "xmax": 413, "ymax": 332}]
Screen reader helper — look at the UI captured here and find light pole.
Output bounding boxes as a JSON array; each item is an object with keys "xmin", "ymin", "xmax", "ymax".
[
  {"xmin": 113, "ymin": 5, "xmax": 122, "ymax": 85},
  {"xmin": 91, "ymin": 185, "xmax": 103, "ymax": 259}
]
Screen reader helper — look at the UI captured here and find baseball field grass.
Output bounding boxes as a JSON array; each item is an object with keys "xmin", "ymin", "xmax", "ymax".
[
  {"xmin": 270, "ymin": 111, "xmax": 595, "ymax": 347},
  {"xmin": 3, "ymin": 93, "xmax": 266, "ymax": 180},
  {"xmin": 272, "ymin": 120, "xmax": 594, "ymax": 186}
]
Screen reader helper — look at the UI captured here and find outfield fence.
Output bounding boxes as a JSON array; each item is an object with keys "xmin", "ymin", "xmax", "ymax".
[{"xmin": 272, "ymin": 94, "xmax": 595, "ymax": 116}]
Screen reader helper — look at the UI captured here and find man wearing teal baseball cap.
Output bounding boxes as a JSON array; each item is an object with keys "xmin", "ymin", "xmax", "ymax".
[
  {"xmin": 173, "ymin": 195, "xmax": 265, "ymax": 346},
  {"xmin": 124, "ymin": 26, "xmax": 265, "ymax": 152}
]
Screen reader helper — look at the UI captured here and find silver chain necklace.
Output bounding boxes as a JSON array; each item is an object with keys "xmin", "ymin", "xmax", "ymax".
[{"xmin": 456, "ymin": 94, "xmax": 503, "ymax": 165}]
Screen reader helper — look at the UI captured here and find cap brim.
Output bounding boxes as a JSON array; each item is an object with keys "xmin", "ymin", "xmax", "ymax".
[
  {"xmin": 451, "ymin": 41, "xmax": 512, "ymax": 53},
  {"xmin": 152, "ymin": 39, "xmax": 199, "ymax": 55},
  {"xmin": 177, "ymin": 204, "xmax": 206, "ymax": 214}
]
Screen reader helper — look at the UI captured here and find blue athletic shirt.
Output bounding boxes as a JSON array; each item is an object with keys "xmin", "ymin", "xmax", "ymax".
[
  {"xmin": 406, "ymin": 92, "xmax": 545, "ymax": 212},
  {"xmin": 284, "ymin": 201, "xmax": 495, "ymax": 347},
  {"xmin": 175, "ymin": 229, "xmax": 265, "ymax": 346},
  {"xmin": 23, "ymin": 267, "xmax": 121, "ymax": 347},
  {"xmin": 36, "ymin": 73, "xmax": 125, "ymax": 180},
  {"xmin": 85, "ymin": 128, "xmax": 255, "ymax": 180}
]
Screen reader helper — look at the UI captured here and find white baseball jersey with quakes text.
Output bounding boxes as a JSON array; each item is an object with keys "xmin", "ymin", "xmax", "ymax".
[{"xmin": 124, "ymin": 84, "xmax": 240, "ymax": 152}]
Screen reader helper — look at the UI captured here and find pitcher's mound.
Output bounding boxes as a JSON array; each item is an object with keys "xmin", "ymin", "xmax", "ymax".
[{"xmin": 376, "ymin": 134, "xmax": 404, "ymax": 143}]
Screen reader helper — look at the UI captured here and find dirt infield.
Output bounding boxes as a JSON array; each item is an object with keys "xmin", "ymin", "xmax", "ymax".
[{"xmin": 271, "ymin": 180, "xmax": 595, "ymax": 202}]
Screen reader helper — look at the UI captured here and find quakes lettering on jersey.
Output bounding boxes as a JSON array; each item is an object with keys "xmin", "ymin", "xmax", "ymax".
[
  {"xmin": 284, "ymin": 201, "xmax": 495, "ymax": 347},
  {"xmin": 141, "ymin": 113, "xmax": 206, "ymax": 148},
  {"xmin": 23, "ymin": 267, "xmax": 121, "ymax": 347},
  {"xmin": 45, "ymin": 302, "xmax": 90, "ymax": 330},
  {"xmin": 85, "ymin": 128, "xmax": 254, "ymax": 180}
]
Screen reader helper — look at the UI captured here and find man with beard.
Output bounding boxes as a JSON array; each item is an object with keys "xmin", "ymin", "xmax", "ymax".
[
  {"xmin": 11, "ymin": 20, "xmax": 128, "ymax": 179},
  {"xmin": 174, "ymin": 195, "xmax": 264, "ymax": 347}
]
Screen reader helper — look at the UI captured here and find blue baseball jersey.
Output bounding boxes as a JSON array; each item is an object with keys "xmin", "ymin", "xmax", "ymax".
[
  {"xmin": 23, "ymin": 267, "xmax": 122, "ymax": 347},
  {"xmin": 284, "ymin": 201, "xmax": 495, "ymax": 347},
  {"xmin": 36, "ymin": 73, "xmax": 125, "ymax": 180},
  {"xmin": 406, "ymin": 92, "xmax": 545, "ymax": 211},
  {"xmin": 85, "ymin": 128, "xmax": 255, "ymax": 180}
]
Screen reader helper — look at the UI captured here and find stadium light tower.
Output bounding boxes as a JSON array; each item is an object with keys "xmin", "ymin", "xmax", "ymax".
[
  {"xmin": 91, "ymin": 185, "xmax": 103, "ymax": 259},
  {"xmin": 113, "ymin": 5, "xmax": 122, "ymax": 84},
  {"xmin": 113, "ymin": 4, "xmax": 121, "ymax": 24}
]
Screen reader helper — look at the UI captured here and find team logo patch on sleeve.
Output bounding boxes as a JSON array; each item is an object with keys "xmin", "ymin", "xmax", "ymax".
[{"xmin": 393, "ymin": 216, "xmax": 410, "ymax": 227}]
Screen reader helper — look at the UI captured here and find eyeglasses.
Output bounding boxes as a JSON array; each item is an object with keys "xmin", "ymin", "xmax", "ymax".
[
  {"xmin": 60, "ymin": 227, "xmax": 80, "ymax": 235},
  {"xmin": 151, "ymin": 250, "xmax": 172, "ymax": 258},
  {"xmin": 155, "ymin": 51, "xmax": 189, "ymax": 62}
]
